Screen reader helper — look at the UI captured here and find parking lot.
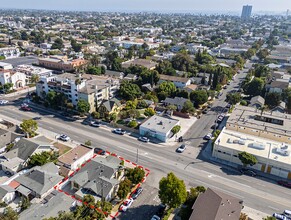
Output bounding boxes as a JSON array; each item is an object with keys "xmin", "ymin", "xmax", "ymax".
[{"xmin": 117, "ymin": 183, "xmax": 161, "ymax": 220}]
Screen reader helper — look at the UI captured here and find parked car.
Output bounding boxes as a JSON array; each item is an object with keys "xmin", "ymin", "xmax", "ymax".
[
  {"xmin": 151, "ymin": 215, "xmax": 161, "ymax": 220},
  {"xmin": 131, "ymin": 187, "xmax": 143, "ymax": 199},
  {"xmin": 94, "ymin": 147, "xmax": 106, "ymax": 155},
  {"xmin": 202, "ymin": 109, "xmax": 208, "ymax": 114},
  {"xmin": 90, "ymin": 121, "xmax": 101, "ymax": 127},
  {"xmin": 113, "ymin": 128, "xmax": 126, "ymax": 135},
  {"xmin": 240, "ymin": 168, "xmax": 256, "ymax": 177},
  {"xmin": 204, "ymin": 133, "xmax": 212, "ymax": 140},
  {"xmin": 176, "ymin": 144, "xmax": 186, "ymax": 153},
  {"xmin": 278, "ymin": 180, "xmax": 291, "ymax": 189},
  {"xmin": 20, "ymin": 106, "xmax": 32, "ymax": 111},
  {"xmin": 155, "ymin": 204, "xmax": 166, "ymax": 218},
  {"xmin": 138, "ymin": 136, "xmax": 149, "ymax": 143},
  {"xmin": 217, "ymin": 115, "xmax": 224, "ymax": 123},
  {"xmin": 59, "ymin": 134, "xmax": 70, "ymax": 141},
  {"xmin": 119, "ymin": 198, "xmax": 133, "ymax": 212},
  {"xmin": 178, "ymin": 136, "xmax": 183, "ymax": 142},
  {"xmin": 0, "ymin": 100, "xmax": 8, "ymax": 105}
]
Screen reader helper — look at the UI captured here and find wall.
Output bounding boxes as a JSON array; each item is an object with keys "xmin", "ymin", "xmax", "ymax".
[{"xmin": 71, "ymin": 150, "xmax": 94, "ymax": 170}]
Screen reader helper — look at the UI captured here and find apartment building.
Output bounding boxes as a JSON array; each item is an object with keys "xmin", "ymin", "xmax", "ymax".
[
  {"xmin": 37, "ymin": 73, "xmax": 119, "ymax": 112},
  {"xmin": 38, "ymin": 56, "xmax": 87, "ymax": 72},
  {"xmin": 213, "ymin": 106, "xmax": 291, "ymax": 179},
  {"xmin": 0, "ymin": 47, "xmax": 20, "ymax": 59},
  {"xmin": 37, "ymin": 73, "xmax": 86, "ymax": 106}
]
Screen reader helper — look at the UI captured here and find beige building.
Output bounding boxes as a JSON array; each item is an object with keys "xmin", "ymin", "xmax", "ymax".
[
  {"xmin": 213, "ymin": 106, "xmax": 291, "ymax": 179},
  {"xmin": 38, "ymin": 56, "xmax": 87, "ymax": 72}
]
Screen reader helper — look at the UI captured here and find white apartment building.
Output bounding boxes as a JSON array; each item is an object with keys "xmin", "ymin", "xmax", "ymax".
[
  {"xmin": 0, "ymin": 47, "xmax": 20, "ymax": 59},
  {"xmin": 37, "ymin": 73, "xmax": 86, "ymax": 106},
  {"xmin": 14, "ymin": 64, "xmax": 53, "ymax": 83},
  {"xmin": 0, "ymin": 69, "xmax": 26, "ymax": 89},
  {"xmin": 213, "ymin": 106, "xmax": 291, "ymax": 179}
]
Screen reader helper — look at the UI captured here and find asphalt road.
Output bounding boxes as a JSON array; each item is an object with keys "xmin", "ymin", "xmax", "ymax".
[{"xmin": 0, "ymin": 65, "xmax": 290, "ymax": 215}]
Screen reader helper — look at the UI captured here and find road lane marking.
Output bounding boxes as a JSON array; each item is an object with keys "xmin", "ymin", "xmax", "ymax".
[{"xmin": 268, "ymin": 206, "xmax": 279, "ymax": 211}]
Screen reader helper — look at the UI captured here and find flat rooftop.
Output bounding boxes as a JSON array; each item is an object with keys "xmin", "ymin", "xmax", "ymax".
[
  {"xmin": 227, "ymin": 106, "xmax": 291, "ymax": 136},
  {"xmin": 58, "ymin": 145, "xmax": 92, "ymax": 165},
  {"xmin": 216, "ymin": 128, "xmax": 291, "ymax": 166},
  {"xmin": 140, "ymin": 115, "xmax": 179, "ymax": 133}
]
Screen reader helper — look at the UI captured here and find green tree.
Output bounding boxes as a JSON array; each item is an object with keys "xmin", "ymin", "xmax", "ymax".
[
  {"xmin": 262, "ymin": 217, "xmax": 276, "ymax": 220},
  {"xmin": 51, "ymin": 38, "xmax": 64, "ymax": 50},
  {"xmin": 71, "ymin": 39, "xmax": 82, "ymax": 52},
  {"xmin": 166, "ymin": 104, "xmax": 177, "ymax": 111},
  {"xmin": 20, "ymin": 119, "xmax": 38, "ymax": 138},
  {"xmin": 28, "ymin": 151, "xmax": 58, "ymax": 167},
  {"xmin": 124, "ymin": 100, "xmax": 137, "ymax": 110},
  {"xmin": 238, "ymin": 152, "xmax": 258, "ymax": 167},
  {"xmin": 265, "ymin": 92, "xmax": 281, "ymax": 109},
  {"xmin": 171, "ymin": 125, "xmax": 181, "ymax": 135},
  {"xmin": 190, "ymin": 90, "xmax": 209, "ymax": 107},
  {"xmin": 127, "ymin": 109, "xmax": 140, "ymax": 119},
  {"xmin": 257, "ymin": 49, "xmax": 269, "ymax": 61},
  {"xmin": 128, "ymin": 120, "xmax": 138, "ymax": 128},
  {"xmin": 159, "ymin": 172, "xmax": 187, "ymax": 208},
  {"xmin": 144, "ymin": 108, "xmax": 155, "ymax": 116},
  {"xmin": 226, "ymin": 93, "xmax": 241, "ymax": 105},
  {"xmin": 20, "ymin": 196, "xmax": 31, "ymax": 211},
  {"xmin": 136, "ymin": 100, "xmax": 148, "ymax": 109},
  {"xmin": 77, "ymin": 99, "xmax": 90, "ymax": 115},
  {"xmin": 30, "ymin": 74, "xmax": 40, "ymax": 84},
  {"xmin": 84, "ymin": 140, "xmax": 92, "ymax": 146},
  {"xmin": 87, "ymin": 66, "xmax": 102, "ymax": 75},
  {"xmin": 0, "ymin": 207, "xmax": 18, "ymax": 220},
  {"xmin": 119, "ymin": 82, "xmax": 142, "ymax": 100},
  {"xmin": 3, "ymin": 83, "xmax": 13, "ymax": 93},
  {"xmin": 181, "ymin": 100, "xmax": 195, "ymax": 113},
  {"xmin": 117, "ymin": 178, "xmax": 132, "ymax": 199},
  {"xmin": 126, "ymin": 167, "xmax": 145, "ymax": 184},
  {"xmin": 244, "ymin": 78, "xmax": 264, "ymax": 97},
  {"xmin": 91, "ymin": 111, "xmax": 100, "ymax": 119},
  {"xmin": 158, "ymin": 81, "xmax": 177, "ymax": 97}
]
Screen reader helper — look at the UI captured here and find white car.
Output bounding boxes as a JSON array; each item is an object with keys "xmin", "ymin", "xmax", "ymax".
[
  {"xmin": 176, "ymin": 144, "xmax": 186, "ymax": 153},
  {"xmin": 119, "ymin": 198, "xmax": 133, "ymax": 212},
  {"xmin": 0, "ymin": 100, "xmax": 8, "ymax": 105},
  {"xmin": 59, "ymin": 134, "xmax": 70, "ymax": 141},
  {"xmin": 138, "ymin": 136, "xmax": 149, "ymax": 143},
  {"xmin": 204, "ymin": 133, "xmax": 212, "ymax": 140},
  {"xmin": 151, "ymin": 215, "xmax": 161, "ymax": 220},
  {"xmin": 90, "ymin": 121, "xmax": 100, "ymax": 127}
]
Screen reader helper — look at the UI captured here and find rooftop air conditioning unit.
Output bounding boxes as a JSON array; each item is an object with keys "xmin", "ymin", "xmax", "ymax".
[{"xmin": 248, "ymin": 143, "xmax": 265, "ymax": 150}]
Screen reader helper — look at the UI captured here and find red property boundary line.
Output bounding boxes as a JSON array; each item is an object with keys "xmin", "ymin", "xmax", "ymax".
[{"xmin": 53, "ymin": 149, "xmax": 151, "ymax": 219}]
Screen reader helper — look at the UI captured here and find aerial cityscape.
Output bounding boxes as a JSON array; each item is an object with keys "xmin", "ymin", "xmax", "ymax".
[{"xmin": 0, "ymin": 1, "xmax": 290, "ymax": 220}]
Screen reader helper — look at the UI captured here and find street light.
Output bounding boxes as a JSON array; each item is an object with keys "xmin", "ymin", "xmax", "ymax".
[{"xmin": 136, "ymin": 143, "xmax": 142, "ymax": 164}]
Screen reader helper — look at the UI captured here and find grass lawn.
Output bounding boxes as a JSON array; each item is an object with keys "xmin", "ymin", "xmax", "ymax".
[{"xmin": 53, "ymin": 142, "xmax": 71, "ymax": 155}]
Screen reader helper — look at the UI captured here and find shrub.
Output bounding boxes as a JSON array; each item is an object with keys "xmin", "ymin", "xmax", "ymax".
[{"xmin": 128, "ymin": 120, "xmax": 138, "ymax": 128}]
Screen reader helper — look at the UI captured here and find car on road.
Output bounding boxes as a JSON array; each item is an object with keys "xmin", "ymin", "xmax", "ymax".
[
  {"xmin": 277, "ymin": 180, "xmax": 291, "ymax": 189},
  {"xmin": 119, "ymin": 198, "xmax": 133, "ymax": 212},
  {"xmin": 217, "ymin": 115, "xmax": 224, "ymax": 123},
  {"xmin": 59, "ymin": 134, "xmax": 70, "ymax": 141},
  {"xmin": 202, "ymin": 108, "xmax": 208, "ymax": 114},
  {"xmin": 176, "ymin": 144, "xmax": 186, "ymax": 153},
  {"xmin": 226, "ymin": 103, "xmax": 231, "ymax": 108},
  {"xmin": 138, "ymin": 136, "xmax": 149, "ymax": 143},
  {"xmin": 90, "ymin": 121, "xmax": 100, "ymax": 127},
  {"xmin": 151, "ymin": 215, "xmax": 161, "ymax": 220},
  {"xmin": 131, "ymin": 187, "xmax": 143, "ymax": 199},
  {"xmin": 240, "ymin": 168, "xmax": 256, "ymax": 177},
  {"xmin": 0, "ymin": 100, "xmax": 8, "ymax": 105},
  {"xmin": 204, "ymin": 133, "xmax": 212, "ymax": 140},
  {"xmin": 94, "ymin": 147, "xmax": 106, "ymax": 155},
  {"xmin": 20, "ymin": 105, "xmax": 32, "ymax": 111},
  {"xmin": 113, "ymin": 128, "xmax": 126, "ymax": 135}
]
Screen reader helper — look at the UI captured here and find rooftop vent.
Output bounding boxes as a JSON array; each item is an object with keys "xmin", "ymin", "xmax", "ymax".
[{"xmin": 248, "ymin": 143, "xmax": 265, "ymax": 150}]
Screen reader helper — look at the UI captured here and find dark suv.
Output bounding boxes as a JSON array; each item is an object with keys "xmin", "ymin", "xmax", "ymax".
[{"xmin": 240, "ymin": 168, "xmax": 256, "ymax": 177}]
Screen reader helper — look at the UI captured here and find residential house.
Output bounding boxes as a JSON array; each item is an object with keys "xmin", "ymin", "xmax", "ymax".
[
  {"xmin": 70, "ymin": 156, "xmax": 121, "ymax": 201},
  {"xmin": 249, "ymin": 95, "xmax": 265, "ymax": 109},
  {"xmin": 139, "ymin": 115, "xmax": 180, "ymax": 142},
  {"xmin": 121, "ymin": 59, "xmax": 157, "ymax": 70},
  {"xmin": 13, "ymin": 163, "xmax": 62, "ymax": 199},
  {"xmin": 0, "ymin": 47, "xmax": 20, "ymax": 59},
  {"xmin": 57, "ymin": 145, "xmax": 94, "ymax": 176},
  {"xmin": 0, "ymin": 128, "xmax": 20, "ymax": 150},
  {"xmin": 19, "ymin": 191, "xmax": 76, "ymax": 220},
  {"xmin": 105, "ymin": 70, "xmax": 124, "ymax": 79},
  {"xmin": 0, "ymin": 185, "xmax": 16, "ymax": 204},
  {"xmin": 0, "ymin": 62, "xmax": 13, "ymax": 70},
  {"xmin": 1, "ymin": 136, "xmax": 55, "ymax": 174},
  {"xmin": 189, "ymin": 188, "xmax": 243, "ymax": 220},
  {"xmin": 163, "ymin": 97, "xmax": 189, "ymax": 111},
  {"xmin": 14, "ymin": 65, "xmax": 52, "ymax": 83},
  {"xmin": 267, "ymin": 80, "xmax": 290, "ymax": 94},
  {"xmin": 184, "ymin": 84, "xmax": 198, "ymax": 93},
  {"xmin": 272, "ymin": 101, "xmax": 286, "ymax": 113},
  {"xmin": 98, "ymin": 98, "xmax": 122, "ymax": 118},
  {"xmin": 159, "ymin": 74, "xmax": 191, "ymax": 89},
  {"xmin": 123, "ymin": 74, "xmax": 138, "ymax": 81},
  {"xmin": 0, "ymin": 69, "xmax": 26, "ymax": 89}
]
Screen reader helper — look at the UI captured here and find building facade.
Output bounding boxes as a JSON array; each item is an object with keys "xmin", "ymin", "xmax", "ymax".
[{"xmin": 241, "ymin": 5, "xmax": 252, "ymax": 20}]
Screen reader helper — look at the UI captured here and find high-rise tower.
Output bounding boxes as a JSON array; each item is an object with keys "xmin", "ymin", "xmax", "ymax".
[{"xmin": 241, "ymin": 5, "xmax": 252, "ymax": 20}]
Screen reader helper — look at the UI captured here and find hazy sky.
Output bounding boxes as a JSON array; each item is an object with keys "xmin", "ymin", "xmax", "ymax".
[{"xmin": 0, "ymin": 0, "xmax": 289, "ymax": 12}]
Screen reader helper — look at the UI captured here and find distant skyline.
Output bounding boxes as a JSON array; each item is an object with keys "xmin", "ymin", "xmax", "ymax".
[{"xmin": 0, "ymin": 0, "xmax": 289, "ymax": 13}]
